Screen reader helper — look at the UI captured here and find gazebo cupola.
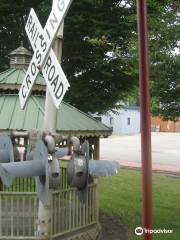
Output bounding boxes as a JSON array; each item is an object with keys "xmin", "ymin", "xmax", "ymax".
[
  {"xmin": 0, "ymin": 44, "xmax": 45, "ymax": 92},
  {"xmin": 8, "ymin": 42, "xmax": 32, "ymax": 69}
]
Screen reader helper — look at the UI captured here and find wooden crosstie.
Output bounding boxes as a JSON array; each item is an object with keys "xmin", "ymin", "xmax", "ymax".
[{"xmin": 19, "ymin": 0, "xmax": 72, "ymax": 109}]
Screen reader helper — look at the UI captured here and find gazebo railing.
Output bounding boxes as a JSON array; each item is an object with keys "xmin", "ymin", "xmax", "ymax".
[
  {"xmin": 51, "ymin": 184, "xmax": 98, "ymax": 237},
  {"xmin": 2, "ymin": 167, "xmax": 68, "ymax": 193},
  {"xmin": 0, "ymin": 168, "xmax": 100, "ymax": 239},
  {"xmin": 0, "ymin": 192, "xmax": 38, "ymax": 239}
]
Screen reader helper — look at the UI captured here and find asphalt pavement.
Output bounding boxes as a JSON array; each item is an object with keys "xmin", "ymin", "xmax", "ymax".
[{"xmin": 100, "ymin": 133, "xmax": 180, "ymax": 173}]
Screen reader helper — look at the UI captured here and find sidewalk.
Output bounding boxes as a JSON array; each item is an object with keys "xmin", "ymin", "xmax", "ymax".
[{"xmin": 118, "ymin": 160, "xmax": 180, "ymax": 174}]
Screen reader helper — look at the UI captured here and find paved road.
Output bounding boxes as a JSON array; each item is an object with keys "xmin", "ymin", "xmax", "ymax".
[{"xmin": 100, "ymin": 133, "xmax": 180, "ymax": 173}]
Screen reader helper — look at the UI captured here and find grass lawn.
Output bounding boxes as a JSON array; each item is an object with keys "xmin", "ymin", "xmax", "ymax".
[{"xmin": 99, "ymin": 169, "xmax": 180, "ymax": 240}]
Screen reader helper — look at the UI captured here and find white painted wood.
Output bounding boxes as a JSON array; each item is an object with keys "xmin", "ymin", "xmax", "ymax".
[{"xmin": 19, "ymin": 0, "xmax": 72, "ymax": 109}]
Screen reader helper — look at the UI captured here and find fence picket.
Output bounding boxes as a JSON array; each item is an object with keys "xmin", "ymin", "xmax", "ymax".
[{"xmin": 0, "ymin": 167, "xmax": 98, "ymax": 239}]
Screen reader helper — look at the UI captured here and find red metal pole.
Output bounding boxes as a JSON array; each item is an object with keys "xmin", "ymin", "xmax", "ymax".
[{"xmin": 136, "ymin": 1, "xmax": 153, "ymax": 239}]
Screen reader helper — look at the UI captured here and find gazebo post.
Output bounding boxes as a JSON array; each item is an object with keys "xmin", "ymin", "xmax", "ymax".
[{"xmin": 94, "ymin": 137, "xmax": 100, "ymax": 160}]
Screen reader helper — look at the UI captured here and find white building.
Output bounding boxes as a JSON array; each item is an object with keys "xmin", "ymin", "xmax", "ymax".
[{"xmin": 100, "ymin": 106, "xmax": 140, "ymax": 135}]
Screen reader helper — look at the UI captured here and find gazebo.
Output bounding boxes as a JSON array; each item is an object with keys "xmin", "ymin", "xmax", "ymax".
[
  {"xmin": 0, "ymin": 44, "xmax": 111, "ymax": 240},
  {"xmin": 0, "ymin": 44, "xmax": 112, "ymax": 159}
]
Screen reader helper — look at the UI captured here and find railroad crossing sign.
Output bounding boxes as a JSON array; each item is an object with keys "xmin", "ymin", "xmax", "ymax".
[{"xmin": 19, "ymin": 0, "xmax": 73, "ymax": 109}]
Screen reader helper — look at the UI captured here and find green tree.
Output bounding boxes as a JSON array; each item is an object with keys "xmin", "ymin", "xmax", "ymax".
[
  {"xmin": 146, "ymin": 1, "xmax": 180, "ymax": 120},
  {"xmin": 125, "ymin": 0, "xmax": 180, "ymax": 120},
  {"xmin": 62, "ymin": 0, "xmax": 137, "ymax": 113},
  {"xmin": 0, "ymin": 0, "xmax": 49, "ymax": 70},
  {"xmin": 151, "ymin": 54, "xmax": 180, "ymax": 120},
  {"xmin": 0, "ymin": 0, "xmax": 179, "ymax": 117}
]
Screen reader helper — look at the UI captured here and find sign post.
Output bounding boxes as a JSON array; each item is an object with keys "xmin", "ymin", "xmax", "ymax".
[
  {"xmin": 137, "ymin": 1, "xmax": 153, "ymax": 239},
  {"xmin": 38, "ymin": 21, "xmax": 65, "ymax": 240},
  {"xmin": 19, "ymin": 0, "xmax": 73, "ymax": 109},
  {"xmin": 44, "ymin": 22, "xmax": 64, "ymax": 133},
  {"xmin": 19, "ymin": 1, "xmax": 73, "ymax": 238}
]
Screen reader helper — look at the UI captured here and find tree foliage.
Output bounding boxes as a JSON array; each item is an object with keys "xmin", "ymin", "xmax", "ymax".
[
  {"xmin": 151, "ymin": 54, "xmax": 180, "ymax": 120},
  {"xmin": 0, "ymin": 0, "xmax": 179, "ymax": 118},
  {"xmin": 62, "ymin": 0, "xmax": 138, "ymax": 113},
  {"xmin": 0, "ymin": 0, "xmax": 47, "ymax": 70},
  {"xmin": 146, "ymin": 1, "xmax": 180, "ymax": 120},
  {"xmin": 122, "ymin": 0, "xmax": 180, "ymax": 120}
]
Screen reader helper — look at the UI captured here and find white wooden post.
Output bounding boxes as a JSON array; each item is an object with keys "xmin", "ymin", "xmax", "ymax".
[
  {"xmin": 38, "ymin": 10, "xmax": 64, "ymax": 240},
  {"xmin": 94, "ymin": 137, "xmax": 100, "ymax": 160},
  {"xmin": 44, "ymin": 22, "xmax": 64, "ymax": 133}
]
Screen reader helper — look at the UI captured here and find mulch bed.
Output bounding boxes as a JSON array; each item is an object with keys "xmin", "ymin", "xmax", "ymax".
[{"xmin": 100, "ymin": 211, "xmax": 129, "ymax": 240}]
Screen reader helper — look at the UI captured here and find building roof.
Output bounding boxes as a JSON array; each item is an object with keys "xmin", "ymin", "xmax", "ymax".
[
  {"xmin": 8, "ymin": 43, "xmax": 32, "ymax": 69},
  {"xmin": 0, "ymin": 68, "xmax": 45, "ymax": 90},
  {"xmin": 9, "ymin": 44, "xmax": 32, "ymax": 57},
  {"xmin": 124, "ymin": 106, "xmax": 140, "ymax": 111},
  {"xmin": 0, "ymin": 94, "xmax": 111, "ymax": 136}
]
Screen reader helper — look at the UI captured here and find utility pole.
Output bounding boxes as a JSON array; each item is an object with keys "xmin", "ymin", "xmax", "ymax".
[{"xmin": 137, "ymin": 1, "xmax": 153, "ymax": 239}]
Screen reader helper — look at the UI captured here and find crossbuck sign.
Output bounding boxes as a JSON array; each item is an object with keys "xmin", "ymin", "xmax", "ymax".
[{"xmin": 19, "ymin": 0, "xmax": 73, "ymax": 109}]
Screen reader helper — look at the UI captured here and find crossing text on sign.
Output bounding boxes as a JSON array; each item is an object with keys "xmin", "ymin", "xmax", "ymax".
[
  {"xmin": 22, "ymin": 8, "xmax": 70, "ymax": 108},
  {"xmin": 19, "ymin": 0, "xmax": 72, "ymax": 109}
]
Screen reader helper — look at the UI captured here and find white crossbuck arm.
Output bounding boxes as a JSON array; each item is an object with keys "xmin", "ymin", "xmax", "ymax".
[{"xmin": 19, "ymin": 0, "xmax": 73, "ymax": 109}]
